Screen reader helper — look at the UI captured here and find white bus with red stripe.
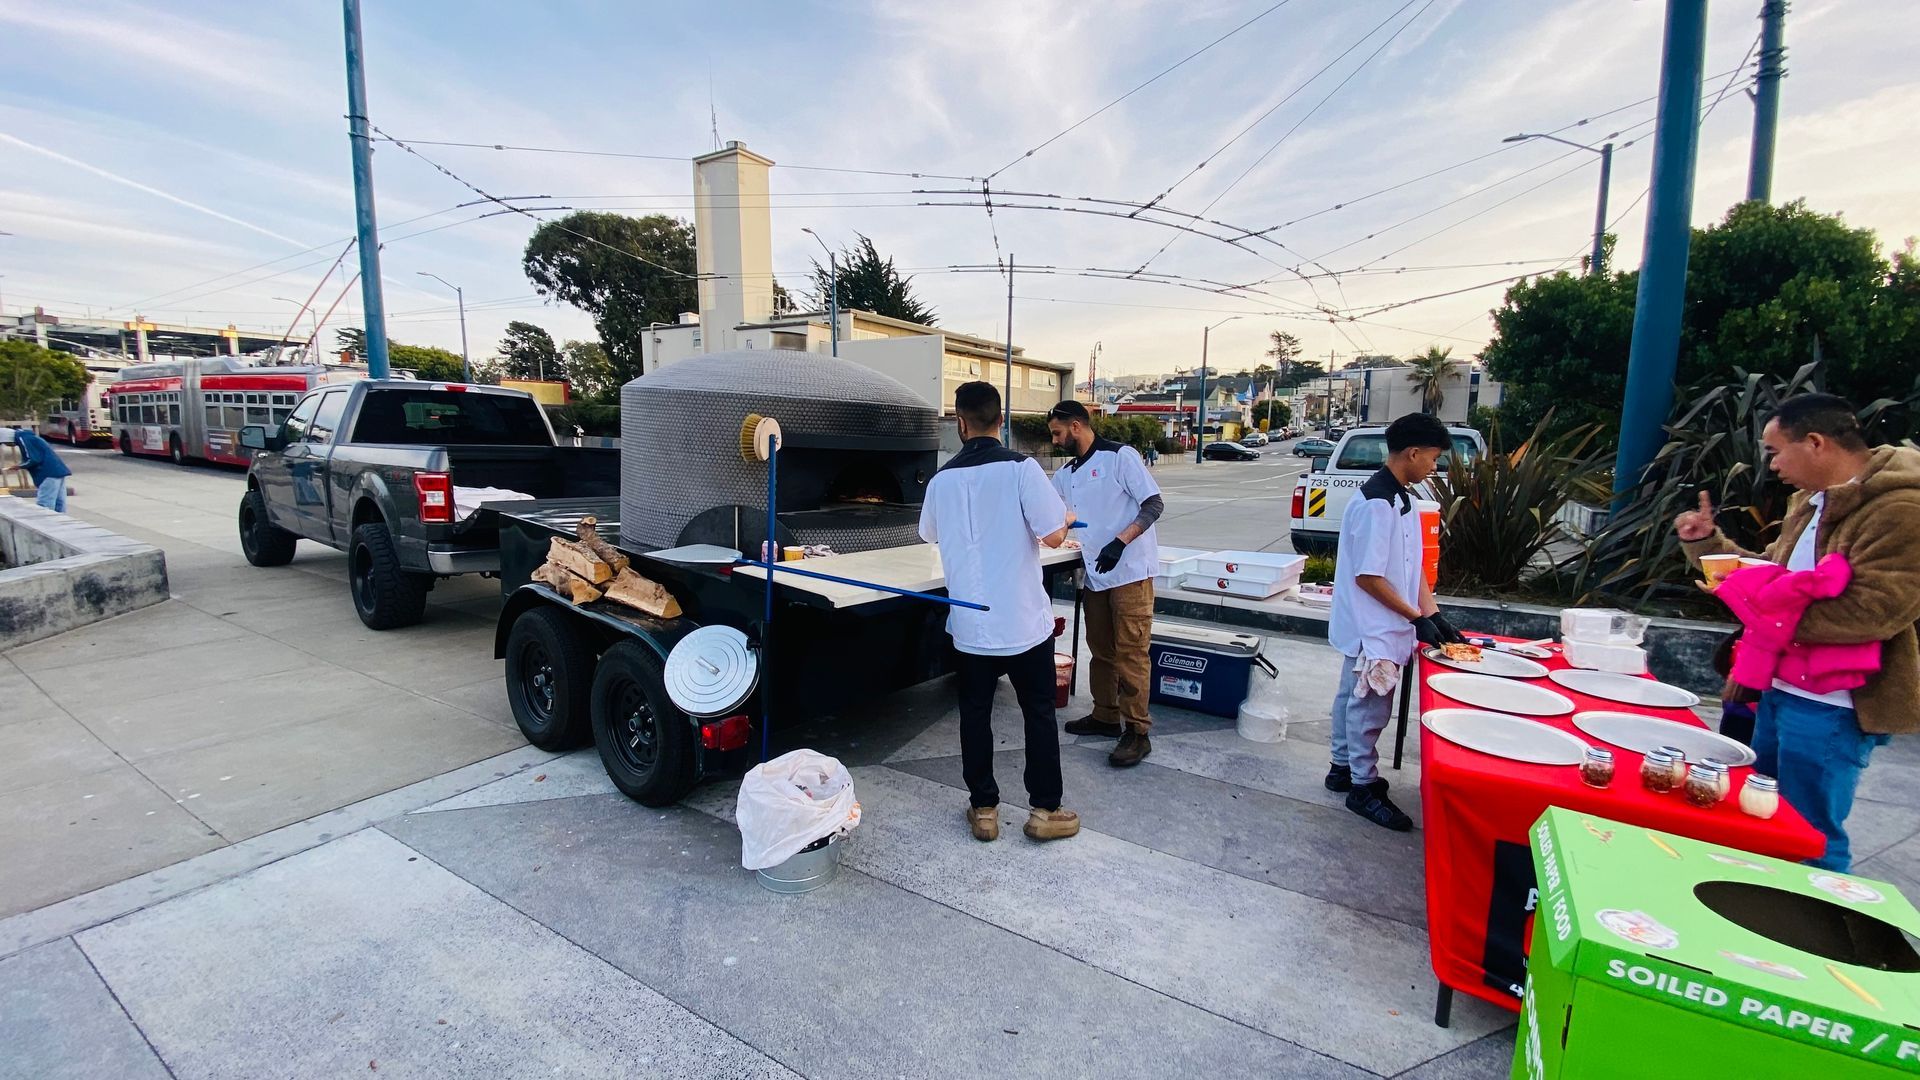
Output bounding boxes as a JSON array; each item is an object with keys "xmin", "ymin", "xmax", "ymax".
[{"xmin": 108, "ymin": 358, "xmax": 367, "ymax": 466}]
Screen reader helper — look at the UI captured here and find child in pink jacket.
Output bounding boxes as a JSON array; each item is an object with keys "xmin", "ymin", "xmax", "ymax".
[{"xmin": 1715, "ymin": 554, "xmax": 1883, "ymax": 695}]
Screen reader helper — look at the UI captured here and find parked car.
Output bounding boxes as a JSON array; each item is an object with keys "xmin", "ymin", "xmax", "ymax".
[
  {"xmin": 1240, "ymin": 430, "xmax": 1268, "ymax": 447},
  {"xmin": 237, "ymin": 380, "xmax": 619, "ymax": 629},
  {"xmin": 1292, "ymin": 437, "xmax": 1336, "ymax": 458},
  {"xmin": 1202, "ymin": 440, "xmax": 1260, "ymax": 461},
  {"xmin": 1288, "ymin": 422, "xmax": 1486, "ymax": 555}
]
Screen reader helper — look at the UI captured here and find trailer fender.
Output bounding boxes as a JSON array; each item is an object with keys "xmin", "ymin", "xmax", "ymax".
[{"xmin": 494, "ymin": 583, "xmax": 691, "ymax": 662}]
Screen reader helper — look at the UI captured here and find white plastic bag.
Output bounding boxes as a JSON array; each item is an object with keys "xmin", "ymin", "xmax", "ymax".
[
  {"xmin": 1237, "ymin": 654, "xmax": 1289, "ymax": 743},
  {"xmin": 734, "ymin": 749, "xmax": 862, "ymax": 870}
]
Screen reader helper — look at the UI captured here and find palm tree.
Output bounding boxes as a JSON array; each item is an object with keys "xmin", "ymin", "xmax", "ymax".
[{"xmin": 1405, "ymin": 346, "xmax": 1459, "ymax": 414}]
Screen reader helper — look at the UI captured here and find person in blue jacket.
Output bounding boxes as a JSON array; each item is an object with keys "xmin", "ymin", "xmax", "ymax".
[{"xmin": 2, "ymin": 426, "xmax": 72, "ymax": 512}]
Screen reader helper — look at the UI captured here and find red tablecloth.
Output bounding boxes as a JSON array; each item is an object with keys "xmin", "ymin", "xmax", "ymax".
[{"xmin": 1418, "ymin": 642, "xmax": 1825, "ymax": 1013}]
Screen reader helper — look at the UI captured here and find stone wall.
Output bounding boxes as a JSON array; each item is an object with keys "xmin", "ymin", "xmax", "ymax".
[{"xmin": 0, "ymin": 499, "xmax": 169, "ymax": 650}]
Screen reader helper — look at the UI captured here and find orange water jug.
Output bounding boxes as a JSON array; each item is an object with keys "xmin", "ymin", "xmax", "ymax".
[{"xmin": 1416, "ymin": 499, "xmax": 1442, "ymax": 590}]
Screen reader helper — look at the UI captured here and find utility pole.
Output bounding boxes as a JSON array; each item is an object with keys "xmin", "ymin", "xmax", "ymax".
[
  {"xmin": 1087, "ymin": 341, "xmax": 1101, "ymax": 402},
  {"xmin": 1003, "ymin": 254, "xmax": 1015, "ymax": 444},
  {"xmin": 1615, "ymin": 0, "xmax": 1708, "ymax": 505},
  {"xmin": 1197, "ymin": 315, "xmax": 1241, "ymax": 463},
  {"xmin": 801, "ymin": 228, "xmax": 838, "ymax": 356},
  {"xmin": 1747, "ymin": 1, "xmax": 1788, "ymax": 203},
  {"xmin": 416, "ymin": 273, "xmax": 470, "ymax": 382},
  {"xmin": 1502, "ymin": 133, "xmax": 1613, "ymax": 274},
  {"xmin": 341, "ymin": 0, "xmax": 389, "ymax": 378}
]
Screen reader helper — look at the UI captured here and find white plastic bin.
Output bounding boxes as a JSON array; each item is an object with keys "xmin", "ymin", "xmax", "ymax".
[{"xmin": 1183, "ymin": 551, "xmax": 1306, "ymax": 599}]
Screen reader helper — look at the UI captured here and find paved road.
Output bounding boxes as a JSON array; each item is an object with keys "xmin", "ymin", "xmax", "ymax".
[{"xmin": 1137, "ymin": 445, "xmax": 1311, "ymax": 554}]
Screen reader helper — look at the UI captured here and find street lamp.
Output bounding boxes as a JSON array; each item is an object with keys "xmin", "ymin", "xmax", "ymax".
[
  {"xmin": 1504, "ymin": 132, "xmax": 1616, "ymax": 275},
  {"xmin": 272, "ymin": 296, "xmax": 320, "ymax": 349},
  {"xmin": 414, "ymin": 272, "xmax": 471, "ymax": 382},
  {"xmin": 1195, "ymin": 315, "xmax": 1241, "ymax": 464},
  {"xmin": 800, "ymin": 228, "xmax": 838, "ymax": 356}
]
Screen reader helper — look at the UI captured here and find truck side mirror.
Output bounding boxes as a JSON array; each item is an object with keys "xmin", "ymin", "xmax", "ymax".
[
  {"xmin": 239, "ymin": 425, "xmax": 284, "ymax": 452},
  {"xmin": 1310, "ymin": 455, "xmax": 1329, "ymax": 473}
]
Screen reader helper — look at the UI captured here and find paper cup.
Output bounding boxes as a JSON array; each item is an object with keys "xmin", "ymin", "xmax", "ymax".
[
  {"xmin": 1739, "ymin": 557, "xmax": 1772, "ymax": 569},
  {"xmin": 1700, "ymin": 554, "xmax": 1739, "ymax": 587}
]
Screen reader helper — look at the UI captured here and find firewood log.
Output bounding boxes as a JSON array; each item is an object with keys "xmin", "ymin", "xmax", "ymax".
[
  {"xmin": 545, "ymin": 536, "xmax": 613, "ymax": 584},
  {"xmin": 601, "ymin": 568, "xmax": 682, "ymax": 618},
  {"xmin": 574, "ymin": 516, "xmax": 629, "ymax": 574},
  {"xmin": 532, "ymin": 561, "xmax": 603, "ymax": 604}
]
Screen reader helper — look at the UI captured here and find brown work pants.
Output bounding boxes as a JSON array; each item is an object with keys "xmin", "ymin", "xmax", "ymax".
[{"xmin": 1083, "ymin": 578, "xmax": 1155, "ymax": 733}]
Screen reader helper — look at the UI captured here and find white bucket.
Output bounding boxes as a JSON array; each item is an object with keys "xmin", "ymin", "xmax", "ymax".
[{"xmin": 1237, "ymin": 699, "xmax": 1288, "ymax": 743}]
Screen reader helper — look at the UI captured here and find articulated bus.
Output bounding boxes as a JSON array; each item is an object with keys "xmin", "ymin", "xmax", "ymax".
[
  {"xmin": 108, "ymin": 358, "xmax": 367, "ymax": 466},
  {"xmin": 38, "ymin": 361, "xmax": 122, "ymax": 445}
]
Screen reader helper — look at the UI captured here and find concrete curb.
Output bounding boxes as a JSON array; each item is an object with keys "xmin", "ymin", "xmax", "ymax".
[{"xmin": 0, "ymin": 498, "xmax": 169, "ymax": 650}]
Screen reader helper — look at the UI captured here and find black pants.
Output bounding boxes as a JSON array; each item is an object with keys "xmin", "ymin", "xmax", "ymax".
[{"xmin": 954, "ymin": 641, "xmax": 1062, "ymax": 811}]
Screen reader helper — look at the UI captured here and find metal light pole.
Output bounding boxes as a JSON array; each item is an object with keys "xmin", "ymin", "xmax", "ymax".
[
  {"xmin": 1003, "ymin": 254, "xmax": 1015, "ymax": 444},
  {"xmin": 1504, "ymin": 133, "xmax": 1616, "ymax": 275},
  {"xmin": 415, "ymin": 273, "xmax": 470, "ymax": 381},
  {"xmin": 272, "ymin": 297, "xmax": 320, "ymax": 346},
  {"xmin": 341, "ymin": 0, "xmax": 389, "ymax": 378},
  {"xmin": 1747, "ymin": 0, "xmax": 1788, "ymax": 203},
  {"xmin": 801, "ymin": 228, "xmax": 838, "ymax": 356},
  {"xmin": 1616, "ymin": 0, "xmax": 1709, "ymax": 506},
  {"xmin": 1196, "ymin": 315, "xmax": 1241, "ymax": 463}
]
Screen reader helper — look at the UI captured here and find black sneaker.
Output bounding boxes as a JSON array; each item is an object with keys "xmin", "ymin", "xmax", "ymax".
[
  {"xmin": 1064, "ymin": 715, "xmax": 1125, "ymax": 737},
  {"xmin": 1324, "ymin": 763, "xmax": 1352, "ymax": 792},
  {"xmin": 1346, "ymin": 780, "xmax": 1413, "ymax": 831}
]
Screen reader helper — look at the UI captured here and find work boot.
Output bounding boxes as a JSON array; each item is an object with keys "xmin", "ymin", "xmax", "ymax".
[
  {"xmin": 1064, "ymin": 715, "xmax": 1124, "ymax": 737},
  {"xmin": 1324, "ymin": 763, "xmax": 1353, "ymax": 792},
  {"xmin": 1346, "ymin": 780, "xmax": 1413, "ymax": 832},
  {"xmin": 968, "ymin": 806, "xmax": 1000, "ymax": 842},
  {"xmin": 1024, "ymin": 806, "xmax": 1081, "ymax": 841},
  {"xmin": 1109, "ymin": 730, "xmax": 1152, "ymax": 768}
]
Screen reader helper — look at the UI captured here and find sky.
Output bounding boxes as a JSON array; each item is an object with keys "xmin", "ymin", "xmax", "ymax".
[{"xmin": 1, "ymin": 0, "xmax": 1915, "ymax": 381}]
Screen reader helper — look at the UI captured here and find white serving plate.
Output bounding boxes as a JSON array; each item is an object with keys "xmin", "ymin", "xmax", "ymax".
[
  {"xmin": 1570, "ymin": 711, "xmax": 1757, "ymax": 767},
  {"xmin": 1422, "ymin": 708, "xmax": 1590, "ymax": 765},
  {"xmin": 1549, "ymin": 668, "xmax": 1700, "ymax": 709},
  {"xmin": 1422, "ymin": 646, "xmax": 1549, "ymax": 680},
  {"xmin": 1428, "ymin": 672, "xmax": 1576, "ymax": 716}
]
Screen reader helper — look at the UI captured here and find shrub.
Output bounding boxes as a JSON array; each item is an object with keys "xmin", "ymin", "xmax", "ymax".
[
  {"xmin": 1430, "ymin": 414, "xmax": 1601, "ymax": 594},
  {"xmin": 1301, "ymin": 553, "xmax": 1336, "ymax": 584}
]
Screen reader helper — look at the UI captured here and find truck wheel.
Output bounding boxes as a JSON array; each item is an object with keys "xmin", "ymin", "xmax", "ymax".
[
  {"xmin": 349, "ymin": 521, "xmax": 430, "ymax": 629},
  {"xmin": 590, "ymin": 641, "xmax": 695, "ymax": 806},
  {"xmin": 169, "ymin": 436, "xmax": 185, "ymax": 466},
  {"xmin": 505, "ymin": 607, "xmax": 593, "ymax": 750},
  {"xmin": 238, "ymin": 490, "xmax": 297, "ymax": 567}
]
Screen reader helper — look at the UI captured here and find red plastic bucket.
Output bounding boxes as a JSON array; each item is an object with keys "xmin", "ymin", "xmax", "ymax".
[{"xmin": 1053, "ymin": 652, "xmax": 1074, "ymax": 709}]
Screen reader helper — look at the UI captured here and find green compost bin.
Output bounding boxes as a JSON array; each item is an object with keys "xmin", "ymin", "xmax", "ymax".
[{"xmin": 1516, "ymin": 807, "xmax": 1920, "ymax": 1078}]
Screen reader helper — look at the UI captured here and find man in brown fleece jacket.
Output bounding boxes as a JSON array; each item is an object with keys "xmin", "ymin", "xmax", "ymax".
[{"xmin": 1676, "ymin": 394, "xmax": 1920, "ymax": 871}]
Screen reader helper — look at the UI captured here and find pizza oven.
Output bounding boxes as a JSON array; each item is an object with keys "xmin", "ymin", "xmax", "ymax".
[{"xmin": 619, "ymin": 350, "xmax": 940, "ymax": 554}]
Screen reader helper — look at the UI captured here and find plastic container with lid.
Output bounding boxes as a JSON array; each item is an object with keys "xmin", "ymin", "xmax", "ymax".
[
  {"xmin": 1562, "ymin": 637, "xmax": 1650, "ymax": 675},
  {"xmin": 1559, "ymin": 607, "xmax": 1651, "ymax": 645}
]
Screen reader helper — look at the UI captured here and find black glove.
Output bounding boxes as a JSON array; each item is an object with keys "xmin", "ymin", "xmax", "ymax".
[
  {"xmin": 1413, "ymin": 616, "xmax": 1444, "ymax": 648},
  {"xmin": 1430, "ymin": 612, "xmax": 1467, "ymax": 645},
  {"xmin": 1095, "ymin": 538, "xmax": 1127, "ymax": 575}
]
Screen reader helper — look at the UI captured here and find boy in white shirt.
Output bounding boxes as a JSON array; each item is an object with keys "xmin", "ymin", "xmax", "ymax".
[
  {"xmin": 919, "ymin": 382, "xmax": 1080, "ymax": 843},
  {"xmin": 1325, "ymin": 413, "xmax": 1462, "ymax": 831}
]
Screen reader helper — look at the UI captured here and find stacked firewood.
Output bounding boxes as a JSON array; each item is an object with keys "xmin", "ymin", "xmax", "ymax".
[{"xmin": 532, "ymin": 516, "xmax": 682, "ymax": 618}]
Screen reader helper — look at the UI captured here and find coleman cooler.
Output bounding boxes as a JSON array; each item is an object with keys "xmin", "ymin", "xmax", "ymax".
[{"xmin": 1148, "ymin": 624, "xmax": 1271, "ymax": 717}]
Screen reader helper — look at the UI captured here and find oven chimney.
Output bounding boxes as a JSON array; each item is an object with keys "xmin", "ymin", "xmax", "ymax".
[{"xmin": 692, "ymin": 141, "xmax": 775, "ymax": 353}]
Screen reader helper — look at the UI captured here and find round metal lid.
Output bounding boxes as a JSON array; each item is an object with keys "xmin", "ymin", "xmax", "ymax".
[{"xmin": 664, "ymin": 625, "xmax": 760, "ymax": 717}]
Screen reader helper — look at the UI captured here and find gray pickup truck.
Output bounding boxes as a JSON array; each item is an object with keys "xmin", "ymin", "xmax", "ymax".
[{"xmin": 236, "ymin": 380, "xmax": 619, "ymax": 629}]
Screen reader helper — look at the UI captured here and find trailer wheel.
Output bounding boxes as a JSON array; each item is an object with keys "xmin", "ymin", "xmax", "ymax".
[
  {"xmin": 238, "ymin": 489, "xmax": 297, "ymax": 567},
  {"xmin": 590, "ymin": 641, "xmax": 695, "ymax": 806},
  {"xmin": 505, "ymin": 607, "xmax": 593, "ymax": 750},
  {"xmin": 349, "ymin": 521, "xmax": 430, "ymax": 629}
]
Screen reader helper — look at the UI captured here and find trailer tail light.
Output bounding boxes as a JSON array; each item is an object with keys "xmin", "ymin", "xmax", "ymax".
[
  {"xmin": 414, "ymin": 472, "xmax": 454, "ymax": 523},
  {"xmin": 1290, "ymin": 484, "xmax": 1305, "ymax": 521},
  {"xmin": 700, "ymin": 714, "xmax": 752, "ymax": 751}
]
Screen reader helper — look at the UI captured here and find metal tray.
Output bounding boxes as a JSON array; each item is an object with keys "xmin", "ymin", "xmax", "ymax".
[
  {"xmin": 1549, "ymin": 668, "xmax": 1700, "ymax": 709},
  {"xmin": 1423, "ymin": 708, "xmax": 1590, "ymax": 765},
  {"xmin": 1421, "ymin": 647, "xmax": 1549, "ymax": 680},
  {"xmin": 1570, "ymin": 710, "xmax": 1756, "ymax": 766},
  {"xmin": 1427, "ymin": 672, "xmax": 1576, "ymax": 716}
]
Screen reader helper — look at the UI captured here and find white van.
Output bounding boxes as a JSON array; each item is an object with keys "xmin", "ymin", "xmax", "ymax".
[{"xmin": 1287, "ymin": 423, "xmax": 1485, "ymax": 555}]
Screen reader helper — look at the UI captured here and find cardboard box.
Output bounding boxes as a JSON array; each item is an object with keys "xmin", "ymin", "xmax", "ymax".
[{"xmin": 1516, "ymin": 807, "xmax": 1920, "ymax": 1078}]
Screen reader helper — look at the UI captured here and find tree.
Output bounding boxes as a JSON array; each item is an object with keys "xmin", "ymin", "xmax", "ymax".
[
  {"xmin": 1251, "ymin": 399, "xmax": 1291, "ymax": 428},
  {"xmin": 335, "ymin": 326, "xmax": 365, "ymax": 362},
  {"xmin": 810, "ymin": 234, "xmax": 937, "ymax": 325},
  {"xmin": 1280, "ymin": 357, "xmax": 1325, "ymax": 388},
  {"xmin": 1265, "ymin": 330, "xmax": 1302, "ymax": 383},
  {"xmin": 559, "ymin": 340, "xmax": 618, "ymax": 401},
  {"xmin": 1483, "ymin": 200, "xmax": 1920, "ymax": 444},
  {"xmin": 0, "ymin": 341, "xmax": 89, "ymax": 419},
  {"xmin": 522, "ymin": 212, "xmax": 697, "ymax": 386},
  {"xmin": 1405, "ymin": 346, "xmax": 1460, "ymax": 414},
  {"xmin": 495, "ymin": 321, "xmax": 561, "ymax": 381},
  {"xmin": 389, "ymin": 343, "xmax": 466, "ymax": 382}
]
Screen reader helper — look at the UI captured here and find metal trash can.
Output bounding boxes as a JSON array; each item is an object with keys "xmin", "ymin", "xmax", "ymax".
[{"xmin": 755, "ymin": 836, "xmax": 842, "ymax": 894}]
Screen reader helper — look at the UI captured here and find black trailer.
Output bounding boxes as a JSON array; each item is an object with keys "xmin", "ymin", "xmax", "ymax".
[{"xmin": 491, "ymin": 498, "xmax": 1081, "ymax": 806}]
